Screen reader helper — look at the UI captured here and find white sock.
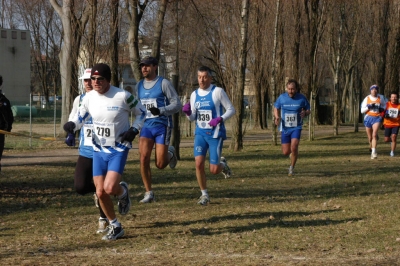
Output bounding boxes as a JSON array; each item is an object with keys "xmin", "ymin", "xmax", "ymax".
[
  {"xmin": 110, "ymin": 218, "xmax": 120, "ymax": 227},
  {"xmin": 372, "ymin": 148, "xmax": 376, "ymax": 153},
  {"xmin": 201, "ymin": 189, "xmax": 208, "ymax": 196}
]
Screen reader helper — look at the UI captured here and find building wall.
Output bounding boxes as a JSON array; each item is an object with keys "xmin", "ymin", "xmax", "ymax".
[{"xmin": 0, "ymin": 29, "xmax": 31, "ymax": 105}]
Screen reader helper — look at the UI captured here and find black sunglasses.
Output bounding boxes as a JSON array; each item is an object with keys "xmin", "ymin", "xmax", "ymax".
[{"xmin": 91, "ymin": 77, "xmax": 105, "ymax": 81}]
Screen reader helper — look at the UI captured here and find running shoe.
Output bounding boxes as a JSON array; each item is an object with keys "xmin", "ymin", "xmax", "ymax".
[
  {"xmin": 118, "ymin": 182, "xmax": 131, "ymax": 215},
  {"xmin": 197, "ymin": 195, "xmax": 210, "ymax": 206},
  {"xmin": 288, "ymin": 166, "xmax": 294, "ymax": 177},
  {"xmin": 139, "ymin": 191, "xmax": 155, "ymax": 203},
  {"xmin": 390, "ymin": 151, "xmax": 394, "ymax": 157},
  {"xmin": 168, "ymin": 146, "xmax": 177, "ymax": 169},
  {"xmin": 221, "ymin": 157, "xmax": 231, "ymax": 178},
  {"xmin": 101, "ymin": 225, "xmax": 124, "ymax": 241},
  {"xmin": 96, "ymin": 218, "xmax": 109, "ymax": 234},
  {"xmin": 371, "ymin": 152, "xmax": 377, "ymax": 159}
]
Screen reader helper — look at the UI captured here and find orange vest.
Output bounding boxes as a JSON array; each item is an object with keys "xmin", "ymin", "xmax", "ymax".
[
  {"xmin": 366, "ymin": 96, "xmax": 382, "ymax": 117},
  {"xmin": 383, "ymin": 101, "xmax": 400, "ymax": 127}
]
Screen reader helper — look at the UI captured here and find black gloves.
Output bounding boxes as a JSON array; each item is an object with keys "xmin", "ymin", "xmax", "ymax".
[
  {"xmin": 149, "ymin": 107, "xmax": 161, "ymax": 116},
  {"xmin": 120, "ymin": 127, "xmax": 139, "ymax": 143},
  {"xmin": 63, "ymin": 121, "xmax": 75, "ymax": 134}
]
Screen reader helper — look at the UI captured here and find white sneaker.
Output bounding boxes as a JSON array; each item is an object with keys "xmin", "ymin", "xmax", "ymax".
[
  {"xmin": 168, "ymin": 146, "xmax": 177, "ymax": 169},
  {"xmin": 371, "ymin": 152, "xmax": 377, "ymax": 159},
  {"xmin": 197, "ymin": 195, "xmax": 210, "ymax": 206},
  {"xmin": 140, "ymin": 191, "xmax": 155, "ymax": 203},
  {"xmin": 96, "ymin": 218, "xmax": 109, "ymax": 234},
  {"xmin": 288, "ymin": 166, "xmax": 294, "ymax": 177},
  {"xmin": 221, "ymin": 157, "xmax": 231, "ymax": 178},
  {"xmin": 390, "ymin": 151, "xmax": 394, "ymax": 157}
]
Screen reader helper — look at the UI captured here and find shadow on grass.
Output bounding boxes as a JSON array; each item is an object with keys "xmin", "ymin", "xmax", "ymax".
[{"xmin": 146, "ymin": 209, "xmax": 363, "ymax": 236}]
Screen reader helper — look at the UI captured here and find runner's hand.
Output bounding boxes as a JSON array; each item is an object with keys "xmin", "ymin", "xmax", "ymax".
[
  {"xmin": 209, "ymin": 117, "xmax": 222, "ymax": 127},
  {"xmin": 63, "ymin": 121, "xmax": 75, "ymax": 134},
  {"xmin": 120, "ymin": 127, "xmax": 139, "ymax": 143},
  {"xmin": 65, "ymin": 133, "xmax": 75, "ymax": 147},
  {"xmin": 149, "ymin": 107, "xmax": 160, "ymax": 116},
  {"xmin": 182, "ymin": 103, "xmax": 191, "ymax": 116}
]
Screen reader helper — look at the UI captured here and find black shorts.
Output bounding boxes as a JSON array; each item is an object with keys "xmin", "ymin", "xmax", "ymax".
[{"xmin": 384, "ymin": 126, "xmax": 399, "ymax": 137}]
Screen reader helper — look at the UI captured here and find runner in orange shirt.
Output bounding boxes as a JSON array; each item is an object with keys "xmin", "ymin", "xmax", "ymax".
[{"xmin": 382, "ymin": 92, "xmax": 400, "ymax": 157}]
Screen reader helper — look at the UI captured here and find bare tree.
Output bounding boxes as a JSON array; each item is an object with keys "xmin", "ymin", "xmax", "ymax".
[
  {"xmin": 110, "ymin": 0, "xmax": 119, "ymax": 87},
  {"xmin": 304, "ymin": 0, "xmax": 326, "ymax": 140},
  {"xmin": 123, "ymin": 0, "xmax": 148, "ymax": 82},
  {"xmin": 230, "ymin": 0, "xmax": 250, "ymax": 151},
  {"xmin": 49, "ymin": 0, "xmax": 91, "ymax": 133},
  {"xmin": 271, "ymin": 0, "xmax": 281, "ymax": 145}
]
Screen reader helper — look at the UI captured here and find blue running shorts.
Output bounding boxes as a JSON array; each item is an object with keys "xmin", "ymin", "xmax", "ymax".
[
  {"xmin": 140, "ymin": 124, "xmax": 171, "ymax": 145},
  {"xmin": 93, "ymin": 150, "xmax": 129, "ymax": 176},
  {"xmin": 364, "ymin": 115, "xmax": 382, "ymax": 128},
  {"xmin": 194, "ymin": 134, "xmax": 223, "ymax": 165},
  {"xmin": 281, "ymin": 129, "xmax": 302, "ymax": 144}
]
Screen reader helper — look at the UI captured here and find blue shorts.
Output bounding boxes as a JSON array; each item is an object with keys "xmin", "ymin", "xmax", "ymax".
[
  {"xmin": 93, "ymin": 150, "xmax": 129, "ymax": 176},
  {"xmin": 384, "ymin": 126, "xmax": 399, "ymax": 137},
  {"xmin": 194, "ymin": 134, "xmax": 223, "ymax": 165},
  {"xmin": 364, "ymin": 115, "xmax": 382, "ymax": 128},
  {"xmin": 281, "ymin": 129, "xmax": 302, "ymax": 144},
  {"xmin": 140, "ymin": 124, "xmax": 171, "ymax": 145}
]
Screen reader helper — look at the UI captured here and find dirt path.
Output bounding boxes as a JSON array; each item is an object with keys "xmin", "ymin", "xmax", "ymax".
[{"xmin": 1, "ymin": 123, "xmax": 357, "ymax": 168}]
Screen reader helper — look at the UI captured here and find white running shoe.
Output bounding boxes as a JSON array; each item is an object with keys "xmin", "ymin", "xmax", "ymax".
[
  {"xmin": 197, "ymin": 195, "xmax": 210, "ymax": 206},
  {"xmin": 288, "ymin": 166, "xmax": 294, "ymax": 177},
  {"xmin": 371, "ymin": 152, "xmax": 377, "ymax": 159},
  {"xmin": 221, "ymin": 157, "xmax": 231, "ymax": 178},
  {"xmin": 390, "ymin": 151, "xmax": 394, "ymax": 157},
  {"xmin": 96, "ymin": 218, "xmax": 109, "ymax": 234},
  {"xmin": 139, "ymin": 191, "xmax": 155, "ymax": 203},
  {"xmin": 168, "ymin": 146, "xmax": 177, "ymax": 169}
]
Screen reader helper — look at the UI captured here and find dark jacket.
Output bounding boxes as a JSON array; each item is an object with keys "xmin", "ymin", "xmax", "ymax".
[{"xmin": 0, "ymin": 93, "xmax": 14, "ymax": 131}]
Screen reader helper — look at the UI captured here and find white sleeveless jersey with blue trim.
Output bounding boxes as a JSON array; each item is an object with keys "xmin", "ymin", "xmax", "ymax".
[
  {"xmin": 71, "ymin": 85, "xmax": 146, "ymax": 153},
  {"xmin": 186, "ymin": 85, "xmax": 235, "ymax": 139}
]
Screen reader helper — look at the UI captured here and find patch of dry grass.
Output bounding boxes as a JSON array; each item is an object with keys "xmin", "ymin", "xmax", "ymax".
[{"xmin": 1, "ymin": 126, "xmax": 400, "ymax": 265}]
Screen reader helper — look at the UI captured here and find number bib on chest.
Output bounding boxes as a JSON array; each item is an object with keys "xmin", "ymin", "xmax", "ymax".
[
  {"xmin": 93, "ymin": 122, "xmax": 116, "ymax": 146},
  {"xmin": 141, "ymin": 98, "xmax": 159, "ymax": 118},
  {"xmin": 284, "ymin": 113, "xmax": 298, "ymax": 127},
  {"xmin": 197, "ymin": 110, "xmax": 212, "ymax": 129},
  {"xmin": 388, "ymin": 108, "xmax": 398, "ymax": 118},
  {"xmin": 82, "ymin": 124, "xmax": 94, "ymax": 146}
]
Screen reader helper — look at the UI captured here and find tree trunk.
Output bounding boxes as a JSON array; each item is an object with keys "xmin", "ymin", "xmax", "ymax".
[
  {"xmin": 271, "ymin": 0, "xmax": 280, "ymax": 146},
  {"xmin": 110, "ymin": 0, "xmax": 119, "ymax": 87},
  {"xmin": 230, "ymin": 0, "xmax": 250, "ymax": 151}
]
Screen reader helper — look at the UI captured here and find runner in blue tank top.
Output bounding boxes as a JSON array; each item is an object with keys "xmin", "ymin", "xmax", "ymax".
[
  {"xmin": 274, "ymin": 79, "xmax": 310, "ymax": 177},
  {"xmin": 136, "ymin": 56, "xmax": 182, "ymax": 203},
  {"xmin": 182, "ymin": 66, "xmax": 235, "ymax": 205}
]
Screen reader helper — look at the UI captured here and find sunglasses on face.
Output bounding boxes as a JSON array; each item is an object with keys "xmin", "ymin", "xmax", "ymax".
[{"xmin": 91, "ymin": 77, "xmax": 105, "ymax": 81}]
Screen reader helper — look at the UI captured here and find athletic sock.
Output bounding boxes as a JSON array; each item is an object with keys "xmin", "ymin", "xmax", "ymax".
[
  {"xmin": 201, "ymin": 189, "xmax": 208, "ymax": 196},
  {"xmin": 110, "ymin": 218, "xmax": 121, "ymax": 227}
]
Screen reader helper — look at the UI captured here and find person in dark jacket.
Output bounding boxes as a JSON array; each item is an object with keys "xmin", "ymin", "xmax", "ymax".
[{"xmin": 0, "ymin": 75, "xmax": 14, "ymax": 172}]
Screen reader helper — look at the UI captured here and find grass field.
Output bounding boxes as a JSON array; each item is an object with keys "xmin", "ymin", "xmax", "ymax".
[{"xmin": 1, "ymin": 125, "xmax": 400, "ymax": 265}]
